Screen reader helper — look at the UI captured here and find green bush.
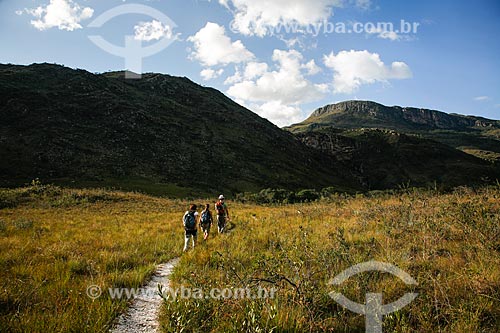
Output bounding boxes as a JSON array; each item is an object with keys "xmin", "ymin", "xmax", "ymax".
[{"xmin": 295, "ymin": 189, "xmax": 320, "ymax": 202}]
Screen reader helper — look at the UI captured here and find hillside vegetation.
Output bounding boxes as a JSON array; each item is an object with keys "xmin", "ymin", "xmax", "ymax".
[
  {"xmin": 0, "ymin": 63, "xmax": 352, "ymax": 193},
  {"xmin": 294, "ymin": 127, "xmax": 499, "ymax": 189},
  {"xmin": 287, "ymin": 100, "xmax": 500, "ymax": 163},
  {"xmin": 2, "ymin": 65, "xmax": 499, "ymax": 195},
  {"xmin": 1, "ymin": 184, "xmax": 499, "ymax": 332}
]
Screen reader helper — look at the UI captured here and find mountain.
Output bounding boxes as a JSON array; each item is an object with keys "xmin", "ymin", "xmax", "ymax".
[
  {"xmin": 0, "ymin": 63, "xmax": 357, "ymax": 194},
  {"xmin": 287, "ymin": 100, "xmax": 500, "ymax": 163},
  {"xmin": 294, "ymin": 127, "xmax": 498, "ymax": 189},
  {"xmin": 1, "ymin": 65, "xmax": 497, "ymax": 195},
  {"xmin": 295, "ymin": 100, "xmax": 500, "ymax": 131},
  {"xmin": 286, "ymin": 101, "xmax": 500, "ymax": 189}
]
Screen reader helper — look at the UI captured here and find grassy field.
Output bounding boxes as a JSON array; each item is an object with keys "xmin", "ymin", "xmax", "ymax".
[
  {"xmin": 0, "ymin": 184, "xmax": 183, "ymax": 332},
  {"xmin": 1, "ymin": 184, "xmax": 499, "ymax": 332}
]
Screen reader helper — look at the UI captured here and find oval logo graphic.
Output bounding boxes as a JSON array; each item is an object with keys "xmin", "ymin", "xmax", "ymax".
[
  {"xmin": 87, "ymin": 4, "xmax": 177, "ymax": 78},
  {"xmin": 328, "ymin": 261, "xmax": 418, "ymax": 333}
]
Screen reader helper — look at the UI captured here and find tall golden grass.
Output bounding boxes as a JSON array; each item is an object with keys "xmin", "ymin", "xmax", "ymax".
[
  {"xmin": 1, "ymin": 184, "xmax": 499, "ymax": 332},
  {"xmin": 162, "ymin": 186, "xmax": 500, "ymax": 332},
  {"xmin": 0, "ymin": 185, "xmax": 183, "ymax": 332}
]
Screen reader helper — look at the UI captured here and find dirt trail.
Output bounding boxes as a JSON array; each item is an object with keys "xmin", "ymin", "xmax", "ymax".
[{"xmin": 110, "ymin": 257, "xmax": 180, "ymax": 333}]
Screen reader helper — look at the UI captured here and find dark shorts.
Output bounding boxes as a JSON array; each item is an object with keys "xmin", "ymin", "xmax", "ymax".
[
  {"xmin": 201, "ymin": 223, "xmax": 211, "ymax": 232},
  {"xmin": 217, "ymin": 215, "xmax": 226, "ymax": 226},
  {"xmin": 185, "ymin": 229, "xmax": 197, "ymax": 237}
]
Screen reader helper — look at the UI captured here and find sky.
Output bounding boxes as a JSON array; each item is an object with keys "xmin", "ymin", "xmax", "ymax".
[{"xmin": 0, "ymin": 0, "xmax": 499, "ymax": 127}]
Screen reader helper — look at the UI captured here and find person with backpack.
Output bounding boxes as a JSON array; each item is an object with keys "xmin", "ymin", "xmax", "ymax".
[
  {"xmin": 215, "ymin": 195, "xmax": 230, "ymax": 233},
  {"xmin": 200, "ymin": 203, "xmax": 213, "ymax": 241},
  {"xmin": 183, "ymin": 204, "xmax": 199, "ymax": 252}
]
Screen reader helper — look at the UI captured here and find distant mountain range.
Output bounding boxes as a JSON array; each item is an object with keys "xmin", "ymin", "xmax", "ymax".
[
  {"xmin": 0, "ymin": 64, "xmax": 498, "ymax": 194},
  {"xmin": 287, "ymin": 100, "xmax": 500, "ymax": 163}
]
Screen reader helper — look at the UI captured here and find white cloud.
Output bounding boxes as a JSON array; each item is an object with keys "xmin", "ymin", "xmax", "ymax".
[
  {"xmin": 226, "ymin": 49, "xmax": 327, "ymax": 126},
  {"xmin": 251, "ymin": 101, "xmax": 304, "ymax": 127},
  {"xmin": 200, "ymin": 68, "xmax": 224, "ymax": 81},
  {"xmin": 302, "ymin": 59, "xmax": 321, "ymax": 75},
  {"xmin": 323, "ymin": 50, "xmax": 412, "ymax": 94},
  {"xmin": 220, "ymin": 0, "xmax": 343, "ymax": 37},
  {"xmin": 474, "ymin": 96, "xmax": 490, "ymax": 101},
  {"xmin": 134, "ymin": 20, "xmax": 173, "ymax": 41},
  {"xmin": 227, "ymin": 49, "xmax": 326, "ymax": 104},
  {"xmin": 224, "ymin": 68, "xmax": 243, "ymax": 85},
  {"xmin": 188, "ymin": 22, "xmax": 254, "ymax": 67},
  {"xmin": 353, "ymin": 0, "xmax": 371, "ymax": 10},
  {"xmin": 243, "ymin": 62, "xmax": 269, "ymax": 80},
  {"xmin": 26, "ymin": 0, "xmax": 93, "ymax": 31},
  {"xmin": 366, "ymin": 27, "xmax": 401, "ymax": 41}
]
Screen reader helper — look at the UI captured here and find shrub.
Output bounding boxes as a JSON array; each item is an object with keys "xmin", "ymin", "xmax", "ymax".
[{"xmin": 295, "ymin": 189, "xmax": 320, "ymax": 202}]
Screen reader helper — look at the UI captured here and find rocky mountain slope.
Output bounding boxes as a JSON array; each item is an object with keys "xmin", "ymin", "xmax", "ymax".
[
  {"xmin": 0, "ymin": 63, "xmax": 356, "ymax": 194},
  {"xmin": 301, "ymin": 100, "xmax": 499, "ymax": 130},
  {"xmin": 287, "ymin": 101, "xmax": 500, "ymax": 189},
  {"xmin": 1, "ymin": 65, "xmax": 498, "ymax": 194},
  {"xmin": 294, "ymin": 127, "xmax": 498, "ymax": 189},
  {"xmin": 288, "ymin": 100, "xmax": 500, "ymax": 163}
]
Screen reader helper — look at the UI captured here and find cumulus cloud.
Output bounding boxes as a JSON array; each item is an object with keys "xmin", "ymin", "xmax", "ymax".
[
  {"xmin": 224, "ymin": 68, "xmax": 243, "ymax": 85},
  {"xmin": 188, "ymin": 22, "xmax": 254, "ymax": 67},
  {"xmin": 250, "ymin": 101, "xmax": 304, "ymax": 127},
  {"xmin": 323, "ymin": 50, "xmax": 412, "ymax": 94},
  {"xmin": 134, "ymin": 20, "xmax": 173, "ymax": 41},
  {"xmin": 200, "ymin": 68, "xmax": 224, "ymax": 81},
  {"xmin": 228, "ymin": 49, "xmax": 326, "ymax": 104},
  {"xmin": 366, "ymin": 27, "xmax": 402, "ymax": 41},
  {"xmin": 226, "ymin": 49, "xmax": 327, "ymax": 126},
  {"xmin": 25, "ymin": 0, "xmax": 93, "ymax": 31},
  {"xmin": 219, "ymin": 0, "xmax": 343, "ymax": 37},
  {"xmin": 302, "ymin": 59, "xmax": 321, "ymax": 75}
]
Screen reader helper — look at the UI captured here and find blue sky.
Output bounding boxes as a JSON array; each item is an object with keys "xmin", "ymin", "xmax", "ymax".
[{"xmin": 1, "ymin": 0, "xmax": 499, "ymax": 126}]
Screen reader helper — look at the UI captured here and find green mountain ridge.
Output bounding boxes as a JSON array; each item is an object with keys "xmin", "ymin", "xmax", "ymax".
[
  {"xmin": 0, "ymin": 64, "xmax": 498, "ymax": 194},
  {"xmin": 286, "ymin": 100, "xmax": 500, "ymax": 190},
  {"xmin": 301, "ymin": 100, "xmax": 500, "ymax": 131},
  {"xmin": 294, "ymin": 127, "xmax": 498, "ymax": 189},
  {"xmin": 0, "ymin": 63, "xmax": 357, "ymax": 194},
  {"xmin": 287, "ymin": 100, "xmax": 500, "ymax": 163}
]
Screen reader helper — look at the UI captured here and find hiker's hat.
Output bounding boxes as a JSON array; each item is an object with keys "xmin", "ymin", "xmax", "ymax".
[{"xmin": 218, "ymin": 195, "xmax": 225, "ymax": 200}]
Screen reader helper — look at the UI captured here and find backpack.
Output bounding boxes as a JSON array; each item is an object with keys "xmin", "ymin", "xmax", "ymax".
[
  {"xmin": 215, "ymin": 201, "xmax": 225, "ymax": 216},
  {"xmin": 183, "ymin": 211, "xmax": 196, "ymax": 230},
  {"xmin": 200, "ymin": 210, "xmax": 211, "ymax": 225}
]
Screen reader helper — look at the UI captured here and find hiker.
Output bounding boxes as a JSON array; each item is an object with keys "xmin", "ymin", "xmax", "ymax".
[
  {"xmin": 215, "ymin": 195, "xmax": 230, "ymax": 233},
  {"xmin": 200, "ymin": 203, "xmax": 213, "ymax": 240},
  {"xmin": 183, "ymin": 204, "xmax": 198, "ymax": 252}
]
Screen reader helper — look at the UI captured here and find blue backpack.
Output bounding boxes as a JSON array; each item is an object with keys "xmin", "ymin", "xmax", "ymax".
[
  {"xmin": 200, "ymin": 210, "xmax": 211, "ymax": 225},
  {"xmin": 183, "ymin": 211, "xmax": 196, "ymax": 230}
]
